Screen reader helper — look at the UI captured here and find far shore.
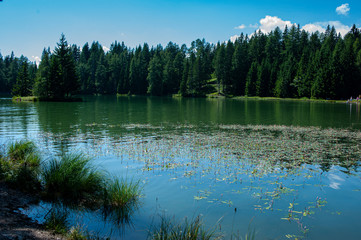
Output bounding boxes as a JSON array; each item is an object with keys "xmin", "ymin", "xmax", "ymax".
[
  {"xmin": 12, "ymin": 96, "xmax": 82, "ymax": 102},
  {"xmin": 11, "ymin": 94, "xmax": 353, "ymax": 104}
]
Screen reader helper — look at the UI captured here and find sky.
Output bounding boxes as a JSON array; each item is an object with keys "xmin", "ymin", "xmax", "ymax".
[{"xmin": 1, "ymin": 0, "xmax": 361, "ymax": 64}]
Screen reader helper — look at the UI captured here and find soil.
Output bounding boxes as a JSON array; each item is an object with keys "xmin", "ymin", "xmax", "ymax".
[{"xmin": 0, "ymin": 183, "xmax": 64, "ymax": 240}]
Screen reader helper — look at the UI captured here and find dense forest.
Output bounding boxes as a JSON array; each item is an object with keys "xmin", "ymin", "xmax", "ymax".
[{"xmin": 1, "ymin": 24, "xmax": 361, "ymax": 99}]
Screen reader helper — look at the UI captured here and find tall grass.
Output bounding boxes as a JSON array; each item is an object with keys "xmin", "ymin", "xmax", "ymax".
[
  {"xmin": 149, "ymin": 215, "xmax": 220, "ymax": 240},
  {"xmin": 42, "ymin": 154, "xmax": 106, "ymax": 204},
  {"xmin": 44, "ymin": 207, "xmax": 69, "ymax": 234},
  {"xmin": 103, "ymin": 177, "xmax": 142, "ymax": 224},
  {"xmin": 0, "ymin": 140, "xmax": 41, "ymax": 191},
  {"xmin": 42, "ymin": 153, "xmax": 142, "ymax": 224}
]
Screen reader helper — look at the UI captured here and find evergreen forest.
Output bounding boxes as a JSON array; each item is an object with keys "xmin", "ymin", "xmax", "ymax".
[{"xmin": 2, "ymin": 24, "xmax": 361, "ymax": 100}]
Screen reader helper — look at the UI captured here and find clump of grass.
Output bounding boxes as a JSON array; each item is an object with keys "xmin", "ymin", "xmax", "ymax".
[
  {"xmin": 0, "ymin": 140, "xmax": 41, "ymax": 191},
  {"xmin": 42, "ymin": 154, "xmax": 106, "ymax": 205},
  {"xmin": 68, "ymin": 226, "xmax": 88, "ymax": 240},
  {"xmin": 68, "ymin": 225, "xmax": 109, "ymax": 240},
  {"xmin": 44, "ymin": 208, "xmax": 69, "ymax": 234},
  {"xmin": 8, "ymin": 141, "xmax": 39, "ymax": 162},
  {"xmin": 42, "ymin": 153, "xmax": 143, "ymax": 222},
  {"xmin": 231, "ymin": 229, "xmax": 256, "ymax": 240},
  {"xmin": 103, "ymin": 177, "xmax": 142, "ymax": 224},
  {"xmin": 104, "ymin": 177, "xmax": 141, "ymax": 210},
  {"xmin": 149, "ymin": 215, "xmax": 220, "ymax": 240}
]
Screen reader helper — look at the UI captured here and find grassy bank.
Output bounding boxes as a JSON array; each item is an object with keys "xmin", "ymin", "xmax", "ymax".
[
  {"xmin": 173, "ymin": 93, "xmax": 347, "ymax": 103},
  {"xmin": 12, "ymin": 96, "xmax": 39, "ymax": 102},
  {"xmin": 12, "ymin": 96, "xmax": 83, "ymax": 102},
  {"xmin": 231, "ymin": 96, "xmax": 346, "ymax": 103}
]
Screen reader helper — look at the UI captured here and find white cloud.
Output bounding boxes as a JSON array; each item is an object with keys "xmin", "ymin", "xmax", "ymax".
[
  {"xmin": 235, "ymin": 24, "xmax": 246, "ymax": 30},
  {"xmin": 327, "ymin": 21, "xmax": 351, "ymax": 36},
  {"xmin": 328, "ymin": 173, "xmax": 344, "ymax": 190},
  {"xmin": 302, "ymin": 21, "xmax": 351, "ymax": 36},
  {"xmin": 229, "ymin": 15, "xmax": 352, "ymax": 42},
  {"xmin": 32, "ymin": 56, "xmax": 41, "ymax": 66},
  {"xmin": 249, "ymin": 23, "xmax": 259, "ymax": 29},
  {"xmin": 230, "ymin": 35, "xmax": 239, "ymax": 43},
  {"xmin": 258, "ymin": 15, "xmax": 295, "ymax": 33},
  {"xmin": 103, "ymin": 46, "xmax": 110, "ymax": 52},
  {"xmin": 302, "ymin": 24, "xmax": 325, "ymax": 33},
  {"xmin": 336, "ymin": 3, "xmax": 350, "ymax": 16}
]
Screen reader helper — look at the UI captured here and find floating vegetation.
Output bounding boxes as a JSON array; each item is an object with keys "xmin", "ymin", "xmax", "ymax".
[{"xmin": 31, "ymin": 124, "xmax": 361, "ymax": 238}]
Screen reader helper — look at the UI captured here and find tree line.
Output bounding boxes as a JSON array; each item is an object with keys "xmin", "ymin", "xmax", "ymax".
[{"xmin": 1, "ymin": 24, "xmax": 361, "ymax": 99}]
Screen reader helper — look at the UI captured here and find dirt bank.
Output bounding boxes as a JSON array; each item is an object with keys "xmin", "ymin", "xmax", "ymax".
[{"xmin": 0, "ymin": 183, "xmax": 63, "ymax": 240}]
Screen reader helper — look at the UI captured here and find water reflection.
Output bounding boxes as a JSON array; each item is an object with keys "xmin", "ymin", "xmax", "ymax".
[{"xmin": 1, "ymin": 97, "xmax": 361, "ymax": 239}]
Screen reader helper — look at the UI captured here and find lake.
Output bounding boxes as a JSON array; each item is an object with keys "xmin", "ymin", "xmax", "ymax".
[{"xmin": 1, "ymin": 96, "xmax": 360, "ymax": 239}]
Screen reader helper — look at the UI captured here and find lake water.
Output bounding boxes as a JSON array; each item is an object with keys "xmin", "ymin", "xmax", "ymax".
[{"xmin": 1, "ymin": 96, "xmax": 361, "ymax": 239}]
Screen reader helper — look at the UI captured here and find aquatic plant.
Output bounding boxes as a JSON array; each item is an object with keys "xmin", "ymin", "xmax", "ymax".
[
  {"xmin": 149, "ymin": 215, "xmax": 220, "ymax": 240},
  {"xmin": 231, "ymin": 228, "xmax": 256, "ymax": 240},
  {"xmin": 44, "ymin": 207, "xmax": 69, "ymax": 234},
  {"xmin": 42, "ymin": 153, "xmax": 107, "ymax": 205},
  {"xmin": 68, "ymin": 225, "xmax": 110, "ymax": 240},
  {"xmin": 68, "ymin": 226, "xmax": 88, "ymax": 240},
  {"xmin": 103, "ymin": 177, "xmax": 142, "ymax": 224}
]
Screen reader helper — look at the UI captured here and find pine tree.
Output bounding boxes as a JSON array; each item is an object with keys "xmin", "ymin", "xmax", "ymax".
[
  {"xmin": 147, "ymin": 52, "xmax": 164, "ymax": 96},
  {"xmin": 246, "ymin": 61, "xmax": 258, "ymax": 96},
  {"xmin": 33, "ymin": 48, "xmax": 51, "ymax": 97},
  {"xmin": 12, "ymin": 61, "xmax": 31, "ymax": 96},
  {"xmin": 47, "ymin": 34, "xmax": 79, "ymax": 98},
  {"xmin": 179, "ymin": 59, "xmax": 189, "ymax": 96},
  {"xmin": 231, "ymin": 34, "xmax": 250, "ymax": 96}
]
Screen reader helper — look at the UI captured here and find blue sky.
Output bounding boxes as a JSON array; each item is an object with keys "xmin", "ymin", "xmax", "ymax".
[{"xmin": 1, "ymin": 0, "xmax": 360, "ymax": 63}]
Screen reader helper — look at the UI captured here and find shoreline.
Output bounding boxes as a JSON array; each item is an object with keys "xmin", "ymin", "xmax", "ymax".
[
  {"xmin": 11, "ymin": 94, "xmax": 351, "ymax": 104},
  {"xmin": 0, "ymin": 183, "xmax": 63, "ymax": 240}
]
